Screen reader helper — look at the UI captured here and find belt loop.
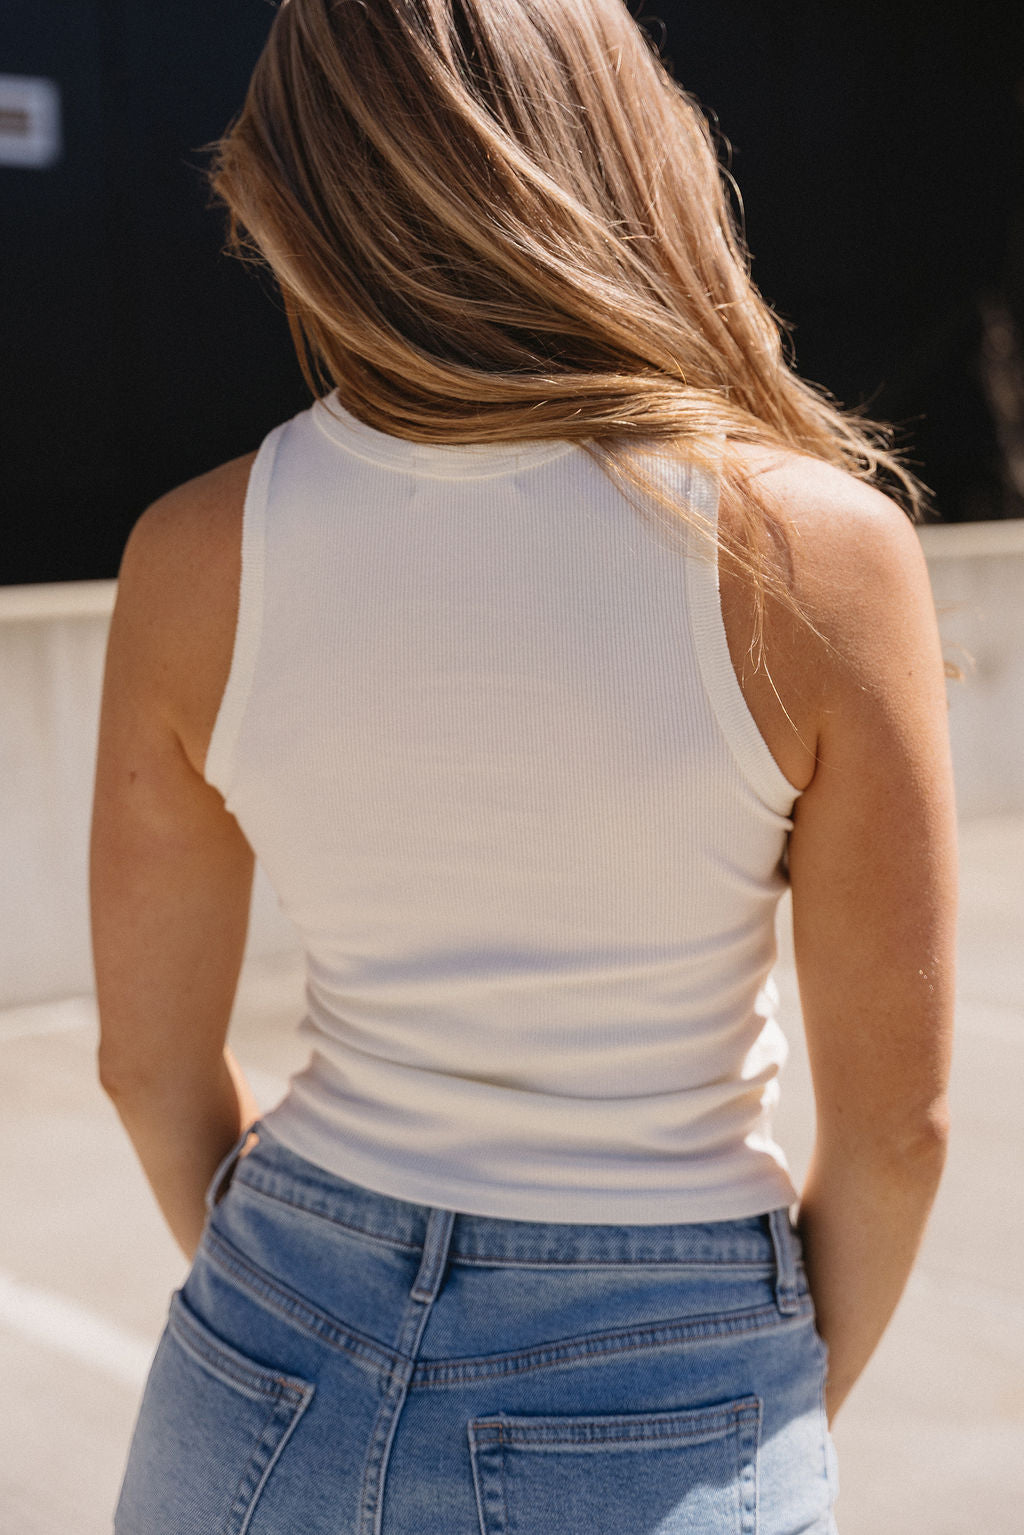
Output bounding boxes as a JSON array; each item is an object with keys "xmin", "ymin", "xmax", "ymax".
[
  {"xmin": 767, "ymin": 1206, "xmax": 800, "ymax": 1316},
  {"xmin": 204, "ymin": 1121, "xmax": 260, "ymax": 1215},
  {"xmin": 410, "ymin": 1208, "xmax": 456, "ymax": 1303}
]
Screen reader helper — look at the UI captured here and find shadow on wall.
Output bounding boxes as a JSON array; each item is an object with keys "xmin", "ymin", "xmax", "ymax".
[{"xmin": 1, "ymin": 520, "xmax": 1022, "ymax": 1011}]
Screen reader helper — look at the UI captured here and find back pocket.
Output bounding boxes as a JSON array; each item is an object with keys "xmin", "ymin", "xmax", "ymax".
[
  {"xmin": 115, "ymin": 1289, "xmax": 314, "ymax": 1535},
  {"xmin": 469, "ymin": 1396, "xmax": 760, "ymax": 1535}
]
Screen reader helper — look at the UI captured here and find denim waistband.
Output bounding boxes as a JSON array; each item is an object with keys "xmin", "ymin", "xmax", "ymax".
[{"xmin": 212, "ymin": 1122, "xmax": 801, "ymax": 1295}]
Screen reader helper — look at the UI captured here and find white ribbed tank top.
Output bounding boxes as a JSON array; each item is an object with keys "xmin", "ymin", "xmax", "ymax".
[{"xmin": 205, "ymin": 397, "xmax": 802, "ymax": 1223}]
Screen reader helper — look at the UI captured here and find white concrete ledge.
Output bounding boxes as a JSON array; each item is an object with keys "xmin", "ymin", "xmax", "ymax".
[
  {"xmin": 0, "ymin": 579, "xmax": 116, "ymax": 624},
  {"xmin": 917, "ymin": 519, "xmax": 1024, "ymax": 559},
  {"xmin": 919, "ymin": 523, "xmax": 1024, "ymax": 818}
]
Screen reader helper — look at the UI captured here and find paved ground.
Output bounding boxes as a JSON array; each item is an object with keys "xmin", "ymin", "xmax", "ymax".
[{"xmin": 1, "ymin": 814, "xmax": 1021, "ymax": 1534}]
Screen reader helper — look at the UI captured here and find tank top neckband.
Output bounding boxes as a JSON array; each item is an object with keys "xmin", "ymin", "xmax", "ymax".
[{"xmin": 313, "ymin": 395, "xmax": 579, "ymax": 480}]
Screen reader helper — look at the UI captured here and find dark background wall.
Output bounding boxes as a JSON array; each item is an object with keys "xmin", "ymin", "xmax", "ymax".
[
  {"xmin": 2, "ymin": 0, "xmax": 307, "ymax": 585},
  {"xmin": 3, "ymin": 0, "xmax": 1023, "ymax": 585}
]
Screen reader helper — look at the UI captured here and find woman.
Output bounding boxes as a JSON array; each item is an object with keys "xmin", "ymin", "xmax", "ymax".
[{"xmin": 91, "ymin": 2, "xmax": 956, "ymax": 1531}]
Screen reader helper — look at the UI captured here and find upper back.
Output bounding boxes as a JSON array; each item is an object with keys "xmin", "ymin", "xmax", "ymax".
[
  {"xmin": 151, "ymin": 429, "xmax": 856, "ymax": 800},
  {"xmin": 201, "ymin": 402, "xmax": 804, "ymax": 851}
]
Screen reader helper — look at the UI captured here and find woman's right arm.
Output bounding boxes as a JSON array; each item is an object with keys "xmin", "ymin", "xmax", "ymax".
[{"xmin": 760, "ymin": 462, "xmax": 958, "ymax": 1423}]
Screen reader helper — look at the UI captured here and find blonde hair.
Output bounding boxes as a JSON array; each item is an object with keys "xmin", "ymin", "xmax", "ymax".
[{"xmin": 211, "ymin": 0, "xmax": 927, "ymax": 647}]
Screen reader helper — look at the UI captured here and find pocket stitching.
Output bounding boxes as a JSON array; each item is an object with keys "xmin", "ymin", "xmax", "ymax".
[
  {"xmin": 202, "ymin": 1225, "xmax": 399, "ymax": 1373},
  {"xmin": 229, "ymin": 1390, "xmax": 315, "ymax": 1535},
  {"xmin": 417, "ymin": 1299, "xmax": 812, "ymax": 1385},
  {"xmin": 117, "ymin": 1296, "xmax": 315, "ymax": 1535},
  {"xmin": 469, "ymin": 1395, "xmax": 761, "ymax": 1449},
  {"xmin": 168, "ymin": 1290, "xmax": 312, "ymax": 1408},
  {"xmin": 468, "ymin": 1395, "xmax": 762, "ymax": 1535}
]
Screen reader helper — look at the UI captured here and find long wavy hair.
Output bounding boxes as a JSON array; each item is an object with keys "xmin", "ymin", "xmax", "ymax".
[{"xmin": 211, "ymin": 0, "xmax": 927, "ymax": 650}]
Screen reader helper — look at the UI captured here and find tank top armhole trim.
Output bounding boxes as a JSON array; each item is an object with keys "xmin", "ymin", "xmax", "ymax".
[
  {"xmin": 683, "ymin": 468, "xmax": 803, "ymax": 817},
  {"xmin": 203, "ymin": 423, "xmax": 285, "ymax": 800}
]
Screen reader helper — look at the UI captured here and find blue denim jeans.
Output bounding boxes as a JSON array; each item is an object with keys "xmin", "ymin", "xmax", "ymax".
[{"xmin": 115, "ymin": 1124, "xmax": 838, "ymax": 1534}]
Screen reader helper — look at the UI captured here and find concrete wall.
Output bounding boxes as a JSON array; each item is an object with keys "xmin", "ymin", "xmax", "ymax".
[
  {"xmin": 0, "ymin": 582, "xmax": 294, "ymax": 1008},
  {"xmin": 2, "ymin": 520, "xmax": 1021, "ymax": 1007},
  {"xmin": 918, "ymin": 520, "xmax": 1024, "ymax": 820}
]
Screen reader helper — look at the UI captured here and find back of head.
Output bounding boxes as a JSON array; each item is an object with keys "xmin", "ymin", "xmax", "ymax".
[{"xmin": 212, "ymin": 0, "xmax": 923, "ymax": 587}]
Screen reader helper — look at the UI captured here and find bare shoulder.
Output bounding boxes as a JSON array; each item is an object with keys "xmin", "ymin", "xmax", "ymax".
[
  {"xmin": 716, "ymin": 442, "xmax": 940, "ymax": 789},
  {"xmin": 724, "ymin": 441, "xmax": 930, "ymax": 642},
  {"xmin": 121, "ymin": 452, "xmax": 257, "ymax": 585},
  {"xmin": 112, "ymin": 452, "xmax": 258, "ymax": 771}
]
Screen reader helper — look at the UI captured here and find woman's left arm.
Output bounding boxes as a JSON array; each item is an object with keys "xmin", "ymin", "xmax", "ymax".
[{"xmin": 90, "ymin": 457, "xmax": 261, "ymax": 1261}]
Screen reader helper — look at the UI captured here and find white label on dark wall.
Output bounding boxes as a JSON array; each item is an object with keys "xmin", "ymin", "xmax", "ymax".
[{"xmin": 0, "ymin": 75, "xmax": 62, "ymax": 168}]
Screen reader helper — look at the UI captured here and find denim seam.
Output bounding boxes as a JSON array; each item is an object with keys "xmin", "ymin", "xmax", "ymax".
[
  {"xmin": 230, "ymin": 1176, "xmax": 423, "ymax": 1255},
  {"xmin": 169, "ymin": 1294, "xmax": 311, "ymax": 1405},
  {"xmin": 231, "ymin": 1179, "xmax": 795, "ymax": 1271},
  {"xmin": 737, "ymin": 1396, "xmax": 761, "ymax": 1535},
  {"xmin": 410, "ymin": 1301, "xmax": 814, "ymax": 1387},
  {"xmin": 235, "ymin": 1390, "xmax": 314, "ymax": 1535},
  {"xmin": 449, "ymin": 1256, "xmax": 780, "ymax": 1274},
  {"xmin": 223, "ymin": 1396, "xmax": 277, "ymax": 1535},
  {"xmin": 203, "ymin": 1224, "xmax": 812, "ymax": 1387},
  {"xmin": 204, "ymin": 1227, "xmax": 403, "ymax": 1375},
  {"xmin": 358, "ymin": 1369, "xmax": 411, "ymax": 1535},
  {"xmin": 470, "ymin": 1396, "xmax": 759, "ymax": 1445},
  {"xmin": 226, "ymin": 1396, "xmax": 293, "ymax": 1535},
  {"xmin": 468, "ymin": 1420, "xmax": 510, "ymax": 1535}
]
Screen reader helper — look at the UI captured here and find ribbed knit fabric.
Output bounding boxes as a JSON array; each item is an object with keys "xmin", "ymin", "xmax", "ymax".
[{"xmin": 205, "ymin": 397, "xmax": 802, "ymax": 1223}]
